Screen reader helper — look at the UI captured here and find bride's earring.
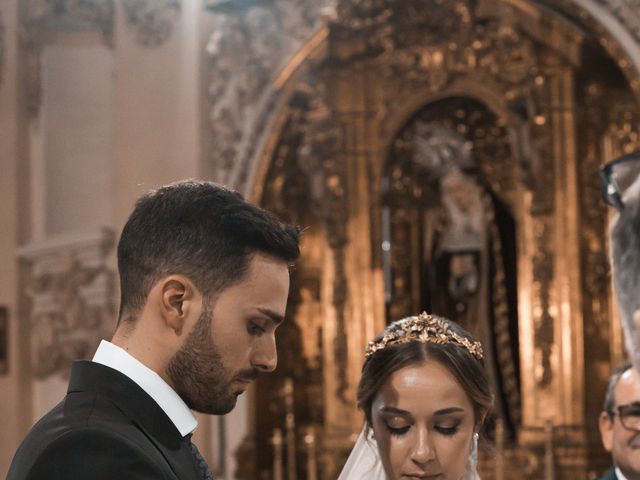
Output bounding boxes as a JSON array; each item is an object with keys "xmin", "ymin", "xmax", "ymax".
[{"xmin": 464, "ymin": 432, "xmax": 479, "ymax": 480}]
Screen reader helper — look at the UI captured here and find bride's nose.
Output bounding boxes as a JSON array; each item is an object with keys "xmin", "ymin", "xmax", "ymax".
[{"xmin": 410, "ymin": 427, "xmax": 436, "ymax": 464}]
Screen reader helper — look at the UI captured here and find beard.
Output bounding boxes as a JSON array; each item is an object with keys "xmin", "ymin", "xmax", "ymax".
[{"xmin": 167, "ymin": 304, "xmax": 250, "ymax": 415}]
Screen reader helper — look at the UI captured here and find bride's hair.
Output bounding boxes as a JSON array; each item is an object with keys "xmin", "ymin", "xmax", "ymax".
[{"xmin": 357, "ymin": 314, "xmax": 493, "ymax": 430}]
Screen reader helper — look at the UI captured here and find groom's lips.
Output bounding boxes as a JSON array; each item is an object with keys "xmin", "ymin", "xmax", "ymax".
[{"xmin": 234, "ymin": 370, "xmax": 258, "ymax": 384}]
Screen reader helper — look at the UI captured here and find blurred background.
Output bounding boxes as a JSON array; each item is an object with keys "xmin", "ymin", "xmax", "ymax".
[{"xmin": 1, "ymin": 0, "xmax": 640, "ymax": 478}]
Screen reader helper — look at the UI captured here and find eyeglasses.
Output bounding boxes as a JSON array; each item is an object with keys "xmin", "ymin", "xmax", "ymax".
[
  {"xmin": 608, "ymin": 402, "xmax": 640, "ymax": 431},
  {"xmin": 600, "ymin": 151, "xmax": 640, "ymax": 211}
]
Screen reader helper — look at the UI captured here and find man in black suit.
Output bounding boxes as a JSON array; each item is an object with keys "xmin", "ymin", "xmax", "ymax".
[
  {"xmin": 8, "ymin": 181, "xmax": 300, "ymax": 479},
  {"xmin": 599, "ymin": 363, "xmax": 640, "ymax": 480}
]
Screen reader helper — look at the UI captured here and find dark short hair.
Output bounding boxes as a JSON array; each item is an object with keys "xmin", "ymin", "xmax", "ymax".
[
  {"xmin": 117, "ymin": 180, "xmax": 300, "ymax": 323},
  {"xmin": 603, "ymin": 362, "xmax": 633, "ymax": 414},
  {"xmin": 357, "ymin": 314, "xmax": 493, "ymax": 429}
]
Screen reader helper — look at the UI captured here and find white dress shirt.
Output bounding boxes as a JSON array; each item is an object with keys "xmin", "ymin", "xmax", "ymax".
[
  {"xmin": 92, "ymin": 340, "xmax": 197, "ymax": 437},
  {"xmin": 616, "ymin": 466, "xmax": 628, "ymax": 480}
]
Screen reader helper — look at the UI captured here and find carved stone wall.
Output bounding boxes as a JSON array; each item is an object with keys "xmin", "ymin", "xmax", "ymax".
[
  {"xmin": 596, "ymin": 0, "xmax": 640, "ymax": 43},
  {"xmin": 19, "ymin": 0, "xmax": 115, "ymax": 118},
  {"xmin": 22, "ymin": 0, "xmax": 115, "ymax": 38},
  {"xmin": 121, "ymin": 0, "xmax": 180, "ymax": 48},
  {"xmin": 203, "ymin": 0, "xmax": 333, "ymax": 190},
  {"xmin": 17, "ymin": 230, "xmax": 115, "ymax": 378}
]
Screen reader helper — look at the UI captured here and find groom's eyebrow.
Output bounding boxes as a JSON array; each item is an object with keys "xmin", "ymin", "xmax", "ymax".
[{"xmin": 257, "ymin": 307, "xmax": 285, "ymax": 325}]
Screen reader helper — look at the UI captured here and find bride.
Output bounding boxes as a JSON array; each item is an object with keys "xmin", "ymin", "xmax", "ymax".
[{"xmin": 338, "ymin": 312, "xmax": 493, "ymax": 480}]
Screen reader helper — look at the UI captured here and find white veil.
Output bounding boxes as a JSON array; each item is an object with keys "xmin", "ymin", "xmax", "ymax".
[
  {"xmin": 337, "ymin": 428, "xmax": 481, "ymax": 480},
  {"xmin": 337, "ymin": 428, "xmax": 385, "ymax": 480}
]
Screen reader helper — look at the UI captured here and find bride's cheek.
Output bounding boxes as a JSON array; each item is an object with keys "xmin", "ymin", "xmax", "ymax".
[{"xmin": 443, "ymin": 436, "xmax": 472, "ymax": 477}]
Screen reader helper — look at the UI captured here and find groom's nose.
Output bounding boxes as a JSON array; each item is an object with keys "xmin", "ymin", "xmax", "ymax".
[{"xmin": 251, "ymin": 333, "xmax": 278, "ymax": 373}]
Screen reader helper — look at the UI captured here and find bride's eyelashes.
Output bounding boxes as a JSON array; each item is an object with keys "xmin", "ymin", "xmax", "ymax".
[
  {"xmin": 434, "ymin": 422, "xmax": 461, "ymax": 436},
  {"xmin": 382, "ymin": 421, "xmax": 462, "ymax": 437},
  {"xmin": 384, "ymin": 423, "xmax": 411, "ymax": 436}
]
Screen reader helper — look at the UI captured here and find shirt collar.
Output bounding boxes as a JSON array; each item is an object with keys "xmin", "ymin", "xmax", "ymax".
[
  {"xmin": 616, "ymin": 466, "xmax": 629, "ymax": 480},
  {"xmin": 92, "ymin": 340, "xmax": 197, "ymax": 437}
]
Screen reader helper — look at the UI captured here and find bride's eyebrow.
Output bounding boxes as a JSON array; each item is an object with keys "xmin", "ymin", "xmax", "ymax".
[
  {"xmin": 433, "ymin": 407, "xmax": 465, "ymax": 416},
  {"xmin": 380, "ymin": 406, "xmax": 410, "ymax": 415}
]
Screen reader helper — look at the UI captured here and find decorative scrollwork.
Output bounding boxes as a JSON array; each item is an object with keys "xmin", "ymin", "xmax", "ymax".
[
  {"xmin": 20, "ymin": 0, "xmax": 115, "ymax": 117},
  {"xmin": 22, "ymin": 0, "xmax": 114, "ymax": 37},
  {"xmin": 532, "ymin": 217, "xmax": 554, "ymax": 387},
  {"xmin": 393, "ymin": 0, "xmax": 472, "ymax": 48},
  {"xmin": 17, "ymin": 230, "xmax": 116, "ymax": 379},
  {"xmin": 204, "ymin": 0, "xmax": 330, "ymax": 188},
  {"xmin": 294, "ymin": 80, "xmax": 351, "ymax": 401},
  {"xmin": 578, "ymin": 82, "xmax": 623, "ymax": 343},
  {"xmin": 475, "ymin": 23, "xmax": 536, "ymax": 85},
  {"xmin": 596, "ymin": 0, "xmax": 640, "ymax": 44},
  {"xmin": 121, "ymin": 0, "xmax": 180, "ymax": 48}
]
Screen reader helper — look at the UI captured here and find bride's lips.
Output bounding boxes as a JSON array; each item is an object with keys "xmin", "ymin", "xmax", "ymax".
[{"xmin": 402, "ymin": 474, "xmax": 442, "ymax": 479}]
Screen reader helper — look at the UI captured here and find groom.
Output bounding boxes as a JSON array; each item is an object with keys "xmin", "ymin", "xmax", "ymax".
[{"xmin": 8, "ymin": 181, "xmax": 300, "ymax": 479}]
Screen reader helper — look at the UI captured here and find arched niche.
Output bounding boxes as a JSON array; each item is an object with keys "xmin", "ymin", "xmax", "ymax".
[{"xmin": 245, "ymin": 1, "xmax": 640, "ymax": 478}]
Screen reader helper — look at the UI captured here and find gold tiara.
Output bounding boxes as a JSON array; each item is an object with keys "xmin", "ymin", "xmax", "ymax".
[{"xmin": 364, "ymin": 312, "xmax": 484, "ymax": 361}]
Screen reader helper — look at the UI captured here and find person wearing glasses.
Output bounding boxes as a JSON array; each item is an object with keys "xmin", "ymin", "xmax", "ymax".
[
  {"xmin": 599, "ymin": 363, "xmax": 640, "ymax": 480},
  {"xmin": 602, "ymin": 152, "xmax": 640, "ymax": 370}
]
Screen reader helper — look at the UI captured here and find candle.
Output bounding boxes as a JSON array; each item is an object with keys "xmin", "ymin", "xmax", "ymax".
[
  {"xmin": 304, "ymin": 426, "xmax": 317, "ymax": 480},
  {"xmin": 272, "ymin": 428, "xmax": 283, "ymax": 480}
]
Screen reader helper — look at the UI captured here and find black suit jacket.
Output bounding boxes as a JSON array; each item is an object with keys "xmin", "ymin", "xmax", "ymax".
[
  {"xmin": 8, "ymin": 361, "xmax": 203, "ymax": 479},
  {"xmin": 599, "ymin": 467, "xmax": 619, "ymax": 480}
]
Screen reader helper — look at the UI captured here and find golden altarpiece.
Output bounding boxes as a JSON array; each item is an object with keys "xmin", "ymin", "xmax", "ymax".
[{"xmin": 232, "ymin": 0, "xmax": 640, "ymax": 478}]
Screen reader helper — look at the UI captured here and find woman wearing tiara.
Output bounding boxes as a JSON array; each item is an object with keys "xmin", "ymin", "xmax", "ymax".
[{"xmin": 338, "ymin": 312, "xmax": 493, "ymax": 480}]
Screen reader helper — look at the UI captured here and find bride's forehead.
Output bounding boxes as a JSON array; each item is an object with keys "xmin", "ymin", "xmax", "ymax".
[{"xmin": 374, "ymin": 361, "xmax": 469, "ymax": 407}]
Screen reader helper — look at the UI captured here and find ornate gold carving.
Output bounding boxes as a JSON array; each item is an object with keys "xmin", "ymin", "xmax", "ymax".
[
  {"xmin": 532, "ymin": 217, "xmax": 554, "ymax": 387},
  {"xmin": 121, "ymin": 0, "xmax": 180, "ymax": 48},
  {"xmin": 251, "ymin": 0, "xmax": 640, "ymax": 477},
  {"xmin": 384, "ymin": 97, "xmax": 522, "ymax": 433},
  {"xmin": 606, "ymin": 102, "xmax": 640, "ymax": 154},
  {"xmin": 331, "ymin": 0, "xmax": 540, "ymax": 108},
  {"xmin": 17, "ymin": 230, "xmax": 115, "ymax": 378},
  {"xmin": 294, "ymin": 81, "xmax": 350, "ymax": 401},
  {"xmin": 549, "ymin": 0, "xmax": 640, "ymax": 99}
]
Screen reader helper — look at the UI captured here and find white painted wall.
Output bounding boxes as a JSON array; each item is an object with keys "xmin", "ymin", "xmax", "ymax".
[
  {"xmin": 0, "ymin": 1, "xmax": 28, "ymax": 477},
  {"xmin": 41, "ymin": 44, "xmax": 114, "ymax": 236}
]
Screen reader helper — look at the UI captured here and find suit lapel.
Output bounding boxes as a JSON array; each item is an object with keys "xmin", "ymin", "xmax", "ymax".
[
  {"xmin": 131, "ymin": 417, "xmax": 201, "ymax": 480},
  {"xmin": 68, "ymin": 361, "xmax": 202, "ymax": 480}
]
